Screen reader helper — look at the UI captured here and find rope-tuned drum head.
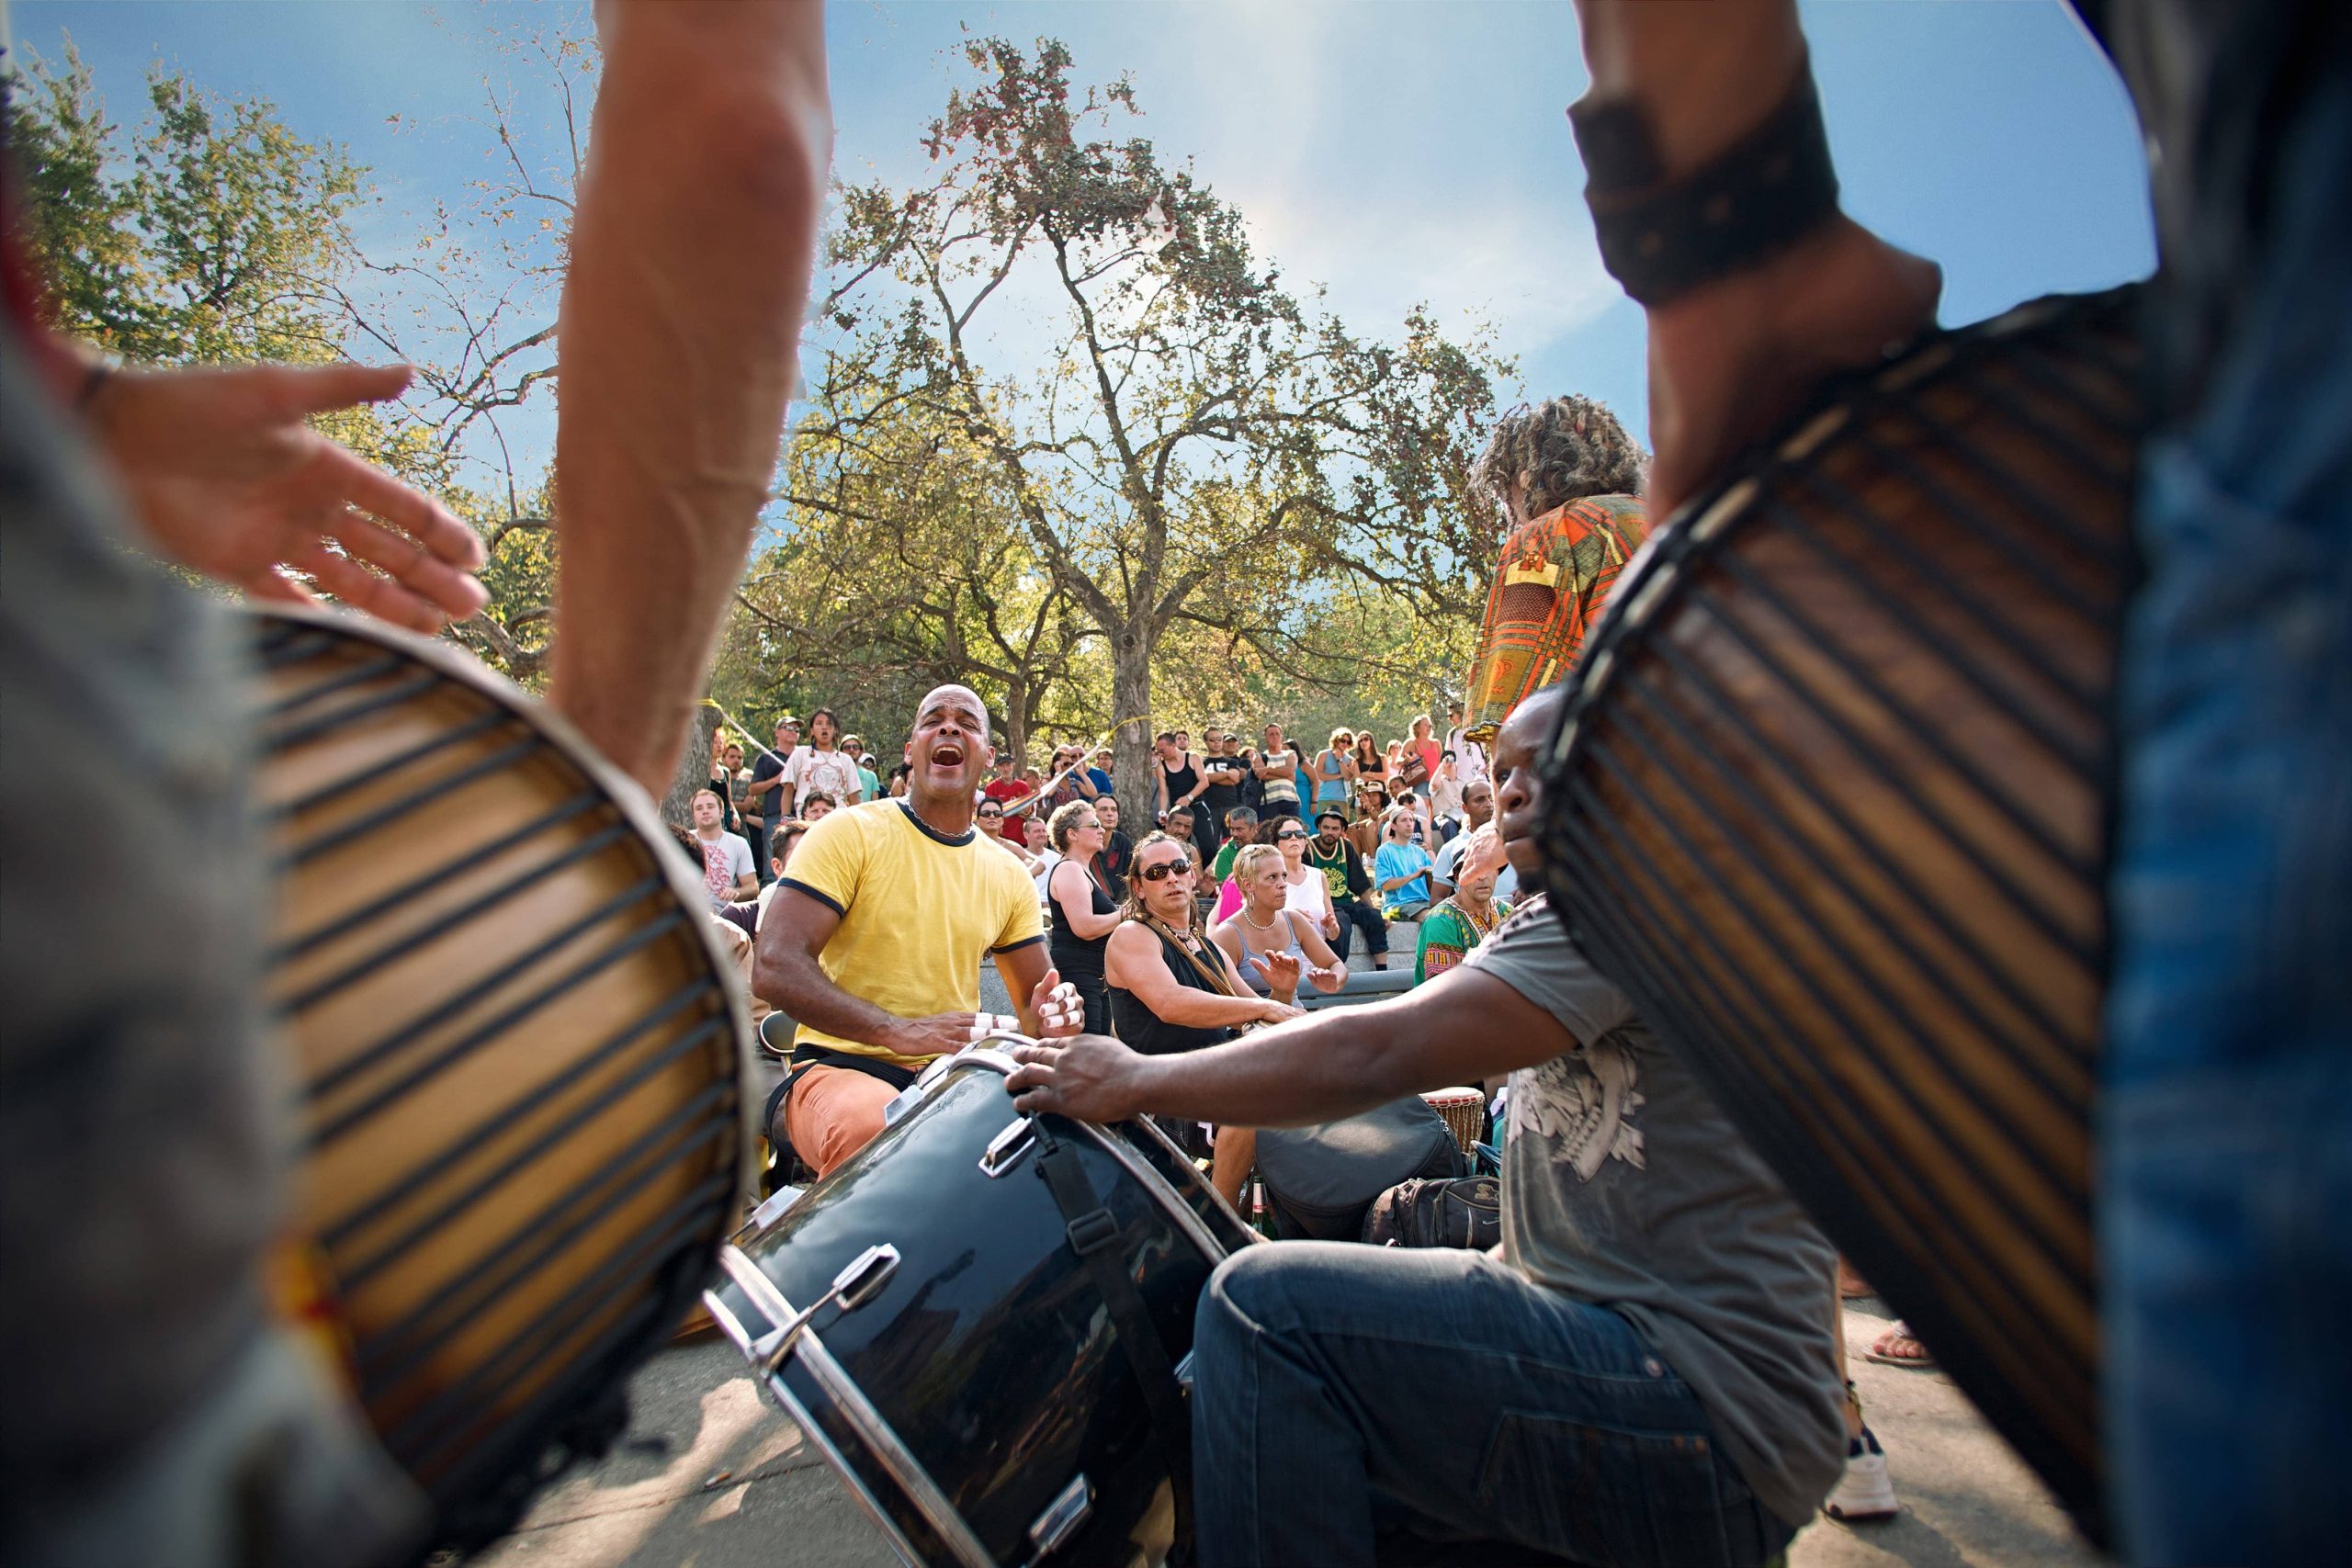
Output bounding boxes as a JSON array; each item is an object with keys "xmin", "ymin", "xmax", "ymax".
[
  {"xmin": 249, "ymin": 605, "xmax": 752, "ymax": 1544},
  {"xmin": 1533, "ymin": 288, "xmax": 2143, "ymax": 1534}
]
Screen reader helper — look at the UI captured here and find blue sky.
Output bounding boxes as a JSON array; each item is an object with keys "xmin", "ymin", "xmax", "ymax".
[{"xmin": 8, "ymin": 0, "xmax": 2154, "ymax": 496}]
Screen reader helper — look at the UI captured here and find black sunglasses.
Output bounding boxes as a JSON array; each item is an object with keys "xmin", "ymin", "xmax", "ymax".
[
  {"xmin": 1275, "ymin": 829, "xmax": 1307, "ymax": 840},
  {"xmin": 978, "ymin": 807, "xmax": 1002, "ymax": 818},
  {"xmin": 1137, "ymin": 860, "xmax": 1193, "ymax": 882}
]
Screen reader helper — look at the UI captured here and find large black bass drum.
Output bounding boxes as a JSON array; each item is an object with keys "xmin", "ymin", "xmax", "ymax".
[{"xmin": 704, "ymin": 1045, "xmax": 1255, "ymax": 1567}]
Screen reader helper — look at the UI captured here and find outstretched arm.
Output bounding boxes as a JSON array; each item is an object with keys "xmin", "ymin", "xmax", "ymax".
[
  {"xmin": 548, "ymin": 0, "xmax": 832, "ymax": 794},
  {"xmin": 1008, "ymin": 966, "xmax": 1568, "ymax": 1127},
  {"xmin": 1567, "ymin": 0, "xmax": 1939, "ymax": 519}
]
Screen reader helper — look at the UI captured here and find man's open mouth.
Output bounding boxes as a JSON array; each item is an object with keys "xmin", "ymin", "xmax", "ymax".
[{"xmin": 930, "ymin": 745, "xmax": 966, "ymax": 767}]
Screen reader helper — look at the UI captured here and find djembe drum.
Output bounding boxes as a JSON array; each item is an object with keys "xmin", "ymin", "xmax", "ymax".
[
  {"xmin": 1419, "ymin": 1087, "xmax": 1487, "ymax": 1155},
  {"xmin": 1533, "ymin": 288, "xmax": 2142, "ymax": 1534},
  {"xmin": 253, "ymin": 606, "xmax": 754, "ymax": 1546}
]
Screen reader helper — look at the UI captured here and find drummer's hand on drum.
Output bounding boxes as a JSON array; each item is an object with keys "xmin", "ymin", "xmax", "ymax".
[
  {"xmin": 80, "ymin": 359, "xmax": 490, "ymax": 633},
  {"xmin": 1005, "ymin": 1034, "xmax": 1146, "ymax": 1122},
  {"xmin": 1644, "ymin": 216, "xmax": 1940, "ymax": 521},
  {"xmin": 1254, "ymin": 998, "xmax": 1306, "ymax": 1027},
  {"xmin": 1028, "ymin": 968, "xmax": 1086, "ymax": 1039},
  {"xmin": 889, "ymin": 1012, "xmax": 1002, "ymax": 1062}
]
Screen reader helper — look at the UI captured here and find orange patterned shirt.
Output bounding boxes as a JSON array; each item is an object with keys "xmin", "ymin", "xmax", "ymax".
[{"xmin": 1463, "ymin": 493, "xmax": 1649, "ymax": 737}]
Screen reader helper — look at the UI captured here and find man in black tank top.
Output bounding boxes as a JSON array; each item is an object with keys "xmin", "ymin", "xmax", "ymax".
[
  {"xmin": 1153, "ymin": 729, "xmax": 1215, "ymax": 852},
  {"xmin": 1197, "ymin": 728, "xmax": 1250, "ymax": 843}
]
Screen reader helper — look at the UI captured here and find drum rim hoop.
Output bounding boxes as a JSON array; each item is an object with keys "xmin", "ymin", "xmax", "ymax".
[
  {"xmin": 952, "ymin": 1043, "xmax": 1254, "ymax": 1260},
  {"xmin": 752, "ymin": 1364, "xmax": 936, "ymax": 1567}
]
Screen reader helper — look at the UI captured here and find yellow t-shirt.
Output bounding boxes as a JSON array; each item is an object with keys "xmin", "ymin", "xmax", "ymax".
[{"xmin": 779, "ymin": 799, "xmax": 1045, "ymax": 1069}]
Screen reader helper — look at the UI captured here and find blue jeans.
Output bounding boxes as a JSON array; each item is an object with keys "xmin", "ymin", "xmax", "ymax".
[
  {"xmin": 2104, "ymin": 65, "xmax": 2352, "ymax": 1566},
  {"xmin": 1191, "ymin": 1244, "xmax": 1793, "ymax": 1568}
]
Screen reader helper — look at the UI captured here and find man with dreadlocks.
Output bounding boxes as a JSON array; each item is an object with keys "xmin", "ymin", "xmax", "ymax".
[{"xmin": 1460, "ymin": 394, "xmax": 1652, "ymax": 741}]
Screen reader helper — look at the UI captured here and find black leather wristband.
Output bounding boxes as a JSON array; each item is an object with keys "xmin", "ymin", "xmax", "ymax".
[{"xmin": 1570, "ymin": 59, "xmax": 1839, "ymax": 308}]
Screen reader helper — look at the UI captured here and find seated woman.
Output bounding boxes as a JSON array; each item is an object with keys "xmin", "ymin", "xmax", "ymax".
[
  {"xmin": 1214, "ymin": 843, "xmax": 1348, "ymax": 1001},
  {"xmin": 1348, "ymin": 781, "xmax": 1389, "ymax": 860},
  {"xmin": 1414, "ymin": 824, "xmax": 1511, "ymax": 984},
  {"xmin": 1351, "ymin": 730, "xmax": 1387, "ymax": 797},
  {"xmin": 1046, "ymin": 800, "xmax": 1121, "ymax": 1035},
  {"xmin": 1106, "ymin": 832, "xmax": 1302, "ymax": 1206},
  {"xmin": 1272, "ymin": 817, "xmax": 1340, "ymax": 949}
]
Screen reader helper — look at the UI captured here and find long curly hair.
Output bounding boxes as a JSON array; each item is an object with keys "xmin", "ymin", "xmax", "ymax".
[{"xmin": 1470, "ymin": 395, "xmax": 1646, "ymax": 522}]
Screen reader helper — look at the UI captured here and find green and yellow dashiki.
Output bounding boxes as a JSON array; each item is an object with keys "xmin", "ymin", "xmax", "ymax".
[
  {"xmin": 1463, "ymin": 493, "xmax": 1649, "ymax": 739},
  {"xmin": 1415, "ymin": 894, "xmax": 1512, "ymax": 985}
]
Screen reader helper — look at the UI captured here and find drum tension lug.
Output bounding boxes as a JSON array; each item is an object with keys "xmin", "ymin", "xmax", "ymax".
[
  {"xmin": 732, "ymin": 1243, "xmax": 900, "ymax": 1373},
  {"xmin": 1028, "ymin": 1472, "xmax": 1095, "ymax": 1558},
  {"xmin": 979, "ymin": 1115, "xmax": 1039, "ymax": 1178}
]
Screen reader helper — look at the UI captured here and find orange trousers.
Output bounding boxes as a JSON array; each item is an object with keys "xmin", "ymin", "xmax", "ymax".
[{"xmin": 783, "ymin": 1063, "xmax": 900, "ymax": 1177}]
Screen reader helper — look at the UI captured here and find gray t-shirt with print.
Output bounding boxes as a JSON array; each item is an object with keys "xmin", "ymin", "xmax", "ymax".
[{"xmin": 1463, "ymin": 899, "xmax": 1845, "ymax": 1529}]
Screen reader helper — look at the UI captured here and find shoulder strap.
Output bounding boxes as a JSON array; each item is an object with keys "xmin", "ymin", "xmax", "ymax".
[{"xmin": 1035, "ymin": 1132, "xmax": 1195, "ymax": 1562}]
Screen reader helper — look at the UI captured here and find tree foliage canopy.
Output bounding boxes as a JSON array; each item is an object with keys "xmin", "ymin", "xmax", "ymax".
[{"xmin": 770, "ymin": 37, "xmax": 1508, "ymax": 814}]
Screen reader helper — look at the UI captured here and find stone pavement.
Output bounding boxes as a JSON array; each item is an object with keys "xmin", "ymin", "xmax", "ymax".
[{"xmin": 467, "ymin": 1292, "xmax": 2100, "ymax": 1568}]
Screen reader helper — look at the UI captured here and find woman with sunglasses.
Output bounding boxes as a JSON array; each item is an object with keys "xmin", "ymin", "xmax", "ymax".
[
  {"xmin": 1212, "ymin": 844, "xmax": 1347, "ymax": 1001},
  {"xmin": 1272, "ymin": 818, "xmax": 1343, "ymax": 949},
  {"xmin": 1105, "ymin": 832, "xmax": 1302, "ymax": 1206}
]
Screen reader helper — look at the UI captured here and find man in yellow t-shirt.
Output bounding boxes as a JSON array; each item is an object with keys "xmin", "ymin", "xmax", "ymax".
[{"xmin": 754, "ymin": 683, "xmax": 1080, "ymax": 1173}]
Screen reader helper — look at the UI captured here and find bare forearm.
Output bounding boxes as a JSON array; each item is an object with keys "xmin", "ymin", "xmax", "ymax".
[
  {"xmin": 753, "ymin": 946, "xmax": 899, "ymax": 1050},
  {"xmin": 548, "ymin": 2, "xmax": 831, "ymax": 793},
  {"xmin": 1571, "ymin": 0, "xmax": 1802, "ymax": 175},
  {"xmin": 1132, "ymin": 982, "xmax": 1272, "ymax": 1031},
  {"xmin": 1131, "ymin": 1006, "xmax": 1421, "ymax": 1128}
]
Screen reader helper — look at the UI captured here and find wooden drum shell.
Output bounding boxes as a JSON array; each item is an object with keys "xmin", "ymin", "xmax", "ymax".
[
  {"xmin": 250, "ymin": 607, "xmax": 753, "ymax": 1528},
  {"xmin": 1537, "ymin": 289, "xmax": 2142, "ymax": 1531}
]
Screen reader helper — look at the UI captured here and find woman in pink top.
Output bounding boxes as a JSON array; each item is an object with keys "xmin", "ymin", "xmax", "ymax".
[{"xmin": 1407, "ymin": 714, "xmax": 1442, "ymax": 786}]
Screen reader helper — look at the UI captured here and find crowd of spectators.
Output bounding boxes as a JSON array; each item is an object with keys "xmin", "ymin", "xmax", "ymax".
[{"xmin": 687, "ymin": 702, "xmax": 1510, "ymax": 998}]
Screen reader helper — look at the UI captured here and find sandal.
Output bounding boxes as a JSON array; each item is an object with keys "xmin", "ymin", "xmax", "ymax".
[{"xmin": 1865, "ymin": 1321, "xmax": 1936, "ymax": 1371}]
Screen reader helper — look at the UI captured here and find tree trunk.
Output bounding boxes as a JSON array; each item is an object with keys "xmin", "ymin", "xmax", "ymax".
[
  {"xmin": 1109, "ymin": 624, "xmax": 1156, "ymax": 836},
  {"xmin": 657, "ymin": 705, "xmax": 720, "ymax": 829},
  {"xmin": 1001, "ymin": 671, "xmax": 1030, "ymax": 777}
]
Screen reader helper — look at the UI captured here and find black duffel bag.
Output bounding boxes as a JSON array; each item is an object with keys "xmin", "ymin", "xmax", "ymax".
[
  {"xmin": 1362, "ymin": 1175, "xmax": 1503, "ymax": 1250},
  {"xmin": 1254, "ymin": 1097, "xmax": 1464, "ymax": 1240}
]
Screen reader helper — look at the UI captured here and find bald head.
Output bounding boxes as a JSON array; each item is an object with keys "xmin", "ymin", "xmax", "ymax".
[{"xmin": 913, "ymin": 684, "xmax": 989, "ymax": 737}]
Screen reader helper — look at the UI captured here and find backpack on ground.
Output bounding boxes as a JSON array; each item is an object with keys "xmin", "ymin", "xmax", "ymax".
[{"xmin": 1361, "ymin": 1175, "xmax": 1502, "ymax": 1250}]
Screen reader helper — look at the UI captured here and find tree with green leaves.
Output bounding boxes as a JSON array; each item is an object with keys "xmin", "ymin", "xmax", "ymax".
[
  {"xmin": 797, "ymin": 37, "xmax": 1505, "ymax": 823},
  {"xmin": 4, "ymin": 42, "xmax": 361, "ymax": 366}
]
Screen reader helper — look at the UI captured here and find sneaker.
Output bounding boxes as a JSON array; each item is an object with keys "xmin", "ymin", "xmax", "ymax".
[{"xmin": 1824, "ymin": 1426, "xmax": 1899, "ymax": 1521}]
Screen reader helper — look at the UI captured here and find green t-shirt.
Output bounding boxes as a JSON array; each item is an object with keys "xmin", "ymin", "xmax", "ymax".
[{"xmin": 1210, "ymin": 839, "xmax": 1243, "ymax": 884}]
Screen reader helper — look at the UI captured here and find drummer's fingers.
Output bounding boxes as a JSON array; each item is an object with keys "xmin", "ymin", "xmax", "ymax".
[{"xmin": 1010, "ymin": 1085, "xmax": 1064, "ymax": 1116}]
